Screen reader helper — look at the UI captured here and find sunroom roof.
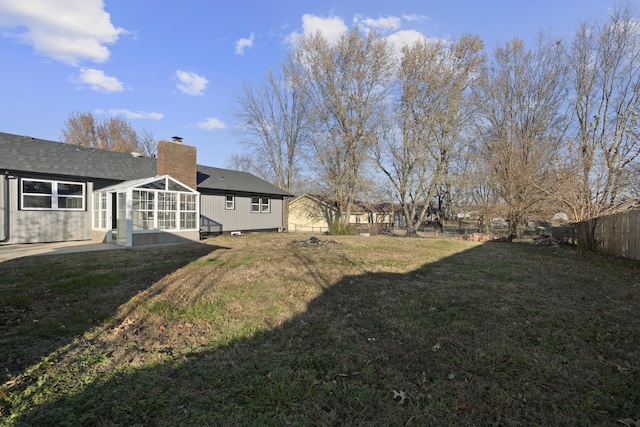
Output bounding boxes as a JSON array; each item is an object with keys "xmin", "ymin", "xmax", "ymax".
[{"xmin": 97, "ymin": 175, "xmax": 198, "ymax": 193}]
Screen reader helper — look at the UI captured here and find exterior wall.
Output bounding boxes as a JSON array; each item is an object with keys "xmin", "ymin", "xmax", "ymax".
[
  {"xmin": 132, "ymin": 230, "xmax": 200, "ymax": 246},
  {"xmin": 200, "ymin": 193, "xmax": 284, "ymax": 233},
  {"xmin": 349, "ymin": 212, "xmax": 369, "ymax": 224},
  {"xmin": 288, "ymin": 196, "xmax": 336, "ymax": 233},
  {"xmin": 2, "ymin": 177, "xmax": 92, "ymax": 244},
  {"xmin": 0, "ymin": 174, "xmax": 6, "ymax": 242}
]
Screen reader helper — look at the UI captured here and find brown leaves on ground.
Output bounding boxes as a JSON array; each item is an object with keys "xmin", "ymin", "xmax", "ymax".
[{"xmin": 451, "ymin": 232, "xmax": 496, "ymax": 242}]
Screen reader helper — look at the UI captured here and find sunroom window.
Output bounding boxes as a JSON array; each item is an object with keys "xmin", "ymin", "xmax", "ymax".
[
  {"xmin": 133, "ymin": 190, "xmax": 155, "ymax": 230},
  {"xmin": 93, "ymin": 192, "xmax": 107, "ymax": 229},
  {"xmin": 180, "ymin": 194, "xmax": 197, "ymax": 229},
  {"xmin": 95, "ymin": 176, "xmax": 199, "ymax": 233},
  {"xmin": 92, "ymin": 175, "xmax": 199, "ymax": 247},
  {"xmin": 158, "ymin": 192, "xmax": 177, "ymax": 229}
]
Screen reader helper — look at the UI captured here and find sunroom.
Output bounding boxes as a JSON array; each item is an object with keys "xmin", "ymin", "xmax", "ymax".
[{"xmin": 92, "ymin": 175, "xmax": 200, "ymax": 247}]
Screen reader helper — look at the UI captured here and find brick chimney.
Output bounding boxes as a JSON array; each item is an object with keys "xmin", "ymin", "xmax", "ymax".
[{"xmin": 156, "ymin": 136, "xmax": 197, "ymax": 189}]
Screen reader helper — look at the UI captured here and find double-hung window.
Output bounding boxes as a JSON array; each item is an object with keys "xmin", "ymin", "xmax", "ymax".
[
  {"xmin": 251, "ymin": 196, "xmax": 270, "ymax": 213},
  {"xmin": 21, "ymin": 179, "xmax": 85, "ymax": 210},
  {"xmin": 225, "ymin": 194, "xmax": 235, "ymax": 210}
]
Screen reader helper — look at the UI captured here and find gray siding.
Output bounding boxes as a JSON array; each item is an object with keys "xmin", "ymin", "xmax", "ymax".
[
  {"xmin": 0, "ymin": 175, "xmax": 6, "ymax": 242},
  {"xmin": 200, "ymin": 194, "xmax": 284, "ymax": 232},
  {"xmin": 3, "ymin": 179, "xmax": 92, "ymax": 244}
]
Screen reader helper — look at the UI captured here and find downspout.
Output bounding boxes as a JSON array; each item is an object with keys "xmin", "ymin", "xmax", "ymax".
[{"xmin": 1, "ymin": 171, "xmax": 10, "ymax": 243}]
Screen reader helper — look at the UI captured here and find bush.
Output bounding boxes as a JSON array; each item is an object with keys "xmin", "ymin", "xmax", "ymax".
[{"xmin": 329, "ymin": 221, "xmax": 354, "ymax": 235}]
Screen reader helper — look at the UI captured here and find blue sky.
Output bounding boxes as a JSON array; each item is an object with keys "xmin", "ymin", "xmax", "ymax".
[{"xmin": 0, "ymin": 0, "xmax": 622, "ymax": 168}]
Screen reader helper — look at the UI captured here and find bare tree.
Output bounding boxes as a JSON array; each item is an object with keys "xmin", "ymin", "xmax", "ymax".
[
  {"xmin": 233, "ymin": 68, "xmax": 309, "ymax": 194},
  {"xmin": 374, "ymin": 35, "xmax": 484, "ymax": 232},
  {"xmin": 563, "ymin": 3, "xmax": 640, "ymax": 229},
  {"xmin": 475, "ymin": 34, "xmax": 570, "ymax": 241},
  {"xmin": 138, "ymin": 128, "xmax": 157, "ymax": 157},
  {"xmin": 226, "ymin": 152, "xmax": 256, "ymax": 173},
  {"xmin": 61, "ymin": 111, "xmax": 151, "ymax": 155},
  {"xmin": 289, "ymin": 29, "xmax": 395, "ymax": 224},
  {"xmin": 61, "ymin": 111, "xmax": 97, "ymax": 148},
  {"xmin": 466, "ymin": 152, "xmax": 498, "ymax": 230}
]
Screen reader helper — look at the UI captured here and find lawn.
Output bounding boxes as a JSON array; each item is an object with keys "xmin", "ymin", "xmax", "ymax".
[{"xmin": 1, "ymin": 233, "xmax": 639, "ymax": 426}]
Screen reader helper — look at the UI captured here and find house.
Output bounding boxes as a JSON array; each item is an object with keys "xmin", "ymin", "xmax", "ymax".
[
  {"xmin": 288, "ymin": 194, "xmax": 338, "ymax": 233},
  {"xmin": 288, "ymin": 194, "xmax": 394, "ymax": 234},
  {"xmin": 349, "ymin": 201, "xmax": 395, "ymax": 233},
  {"xmin": 0, "ymin": 132, "xmax": 292, "ymax": 247}
]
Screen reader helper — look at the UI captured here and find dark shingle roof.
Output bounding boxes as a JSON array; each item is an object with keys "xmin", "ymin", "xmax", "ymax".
[
  {"xmin": 0, "ymin": 132, "xmax": 156, "ymax": 180},
  {"xmin": 0, "ymin": 132, "xmax": 293, "ymax": 197},
  {"xmin": 197, "ymin": 165, "xmax": 292, "ymax": 196}
]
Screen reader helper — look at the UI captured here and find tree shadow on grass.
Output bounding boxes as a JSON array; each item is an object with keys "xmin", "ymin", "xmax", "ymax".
[
  {"xmin": 0, "ymin": 243, "xmax": 227, "ymax": 384},
  {"xmin": 6, "ymin": 242, "xmax": 640, "ymax": 426}
]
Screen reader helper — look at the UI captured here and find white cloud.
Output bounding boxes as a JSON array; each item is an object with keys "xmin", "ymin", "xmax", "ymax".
[
  {"xmin": 176, "ymin": 70, "xmax": 208, "ymax": 96},
  {"xmin": 385, "ymin": 30, "xmax": 431, "ymax": 51},
  {"xmin": 196, "ymin": 117, "xmax": 226, "ymax": 130},
  {"xmin": 402, "ymin": 13, "xmax": 430, "ymax": 23},
  {"xmin": 234, "ymin": 33, "xmax": 255, "ymax": 55},
  {"xmin": 385, "ymin": 30, "xmax": 449, "ymax": 63},
  {"xmin": 354, "ymin": 15, "xmax": 402, "ymax": 31},
  {"xmin": 0, "ymin": 0, "xmax": 125, "ymax": 65},
  {"xmin": 73, "ymin": 68, "xmax": 123, "ymax": 93},
  {"xmin": 287, "ymin": 14, "xmax": 349, "ymax": 45},
  {"xmin": 95, "ymin": 109, "xmax": 163, "ymax": 120}
]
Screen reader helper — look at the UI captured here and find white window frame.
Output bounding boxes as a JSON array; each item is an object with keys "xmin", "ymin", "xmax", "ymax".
[
  {"xmin": 157, "ymin": 192, "xmax": 177, "ymax": 230},
  {"xmin": 132, "ymin": 189, "xmax": 199, "ymax": 232},
  {"xmin": 180, "ymin": 193, "xmax": 197, "ymax": 229},
  {"xmin": 225, "ymin": 194, "xmax": 235, "ymax": 210},
  {"xmin": 251, "ymin": 196, "xmax": 270, "ymax": 213},
  {"xmin": 133, "ymin": 190, "xmax": 155, "ymax": 230},
  {"xmin": 261, "ymin": 197, "xmax": 270, "ymax": 213},
  {"xmin": 21, "ymin": 178, "xmax": 85, "ymax": 211},
  {"xmin": 93, "ymin": 192, "xmax": 107, "ymax": 229}
]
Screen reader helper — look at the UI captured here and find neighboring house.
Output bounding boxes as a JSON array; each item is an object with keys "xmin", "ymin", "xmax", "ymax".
[
  {"xmin": 0, "ymin": 132, "xmax": 292, "ymax": 247},
  {"xmin": 288, "ymin": 194, "xmax": 394, "ymax": 234},
  {"xmin": 288, "ymin": 194, "xmax": 337, "ymax": 233},
  {"xmin": 349, "ymin": 201, "xmax": 394, "ymax": 233}
]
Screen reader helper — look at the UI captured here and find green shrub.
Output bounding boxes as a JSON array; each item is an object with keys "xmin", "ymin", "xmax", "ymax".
[{"xmin": 329, "ymin": 221, "xmax": 354, "ymax": 235}]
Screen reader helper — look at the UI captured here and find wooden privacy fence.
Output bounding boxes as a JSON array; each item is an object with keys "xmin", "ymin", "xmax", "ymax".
[{"xmin": 576, "ymin": 210, "xmax": 640, "ymax": 260}]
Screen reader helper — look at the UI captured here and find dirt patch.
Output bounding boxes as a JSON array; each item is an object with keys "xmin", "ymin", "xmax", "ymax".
[{"xmin": 289, "ymin": 236, "xmax": 340, "ymax": 246}]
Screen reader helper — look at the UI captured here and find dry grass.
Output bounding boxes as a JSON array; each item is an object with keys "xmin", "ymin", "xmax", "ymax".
[{"xmin": 1, "ymin": 233, "xmax": 639, "ymax": 426}]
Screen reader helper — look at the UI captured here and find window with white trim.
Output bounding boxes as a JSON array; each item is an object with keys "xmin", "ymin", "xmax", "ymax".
[
  {"xmin": 180, "ymin": 194, "xmax": 197, "ymax": 229},
  {"xmin": 21, "ymin": 179, "xmax": 85, "ymax": 210},
  {"xmin": 132, "ymin": 189, "xmax": 198, "ymax": 231},
  {"xmin": 251, "ymin": 196, "xmax": 270, "ymax": 213},
  {"xmin": 93, "ymin": 192, "xmax": 107, "ymax": 229},
  {"xmin": 133, "ymin": 190, "xmax": 155, "ymax": 230},
  {"xmin": 225, "ymin": 194, "xmax": 235, "ymax": 210},
  {"xmin": 158, "ymin": 192, "xmax": 177, "ymax": 229}
]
